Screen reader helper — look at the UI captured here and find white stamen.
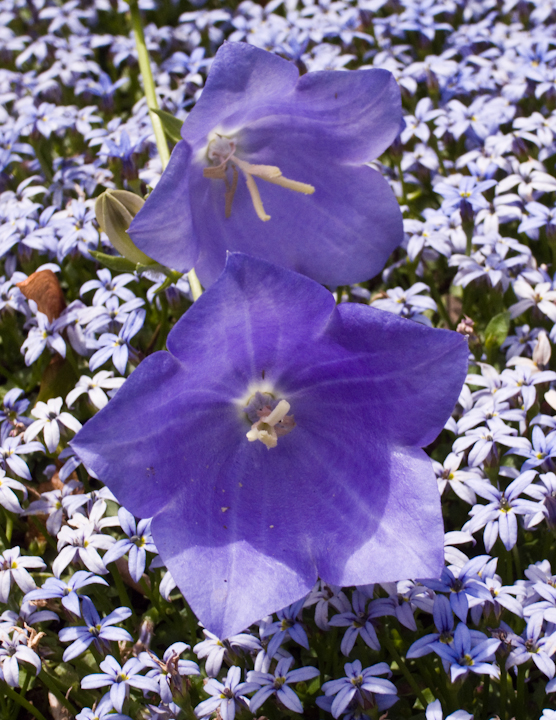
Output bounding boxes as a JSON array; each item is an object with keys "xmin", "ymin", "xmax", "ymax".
[
  {"xmin": 204, "ymin": 135, "xmax": 315, "ymax": 222},
  {"xmin": 264, "ymin": 400, "xmax": 291, "ymax": 425},
  {"xmin": 246, "ymin": 400, "xmax": 294, "ymax": 449}
]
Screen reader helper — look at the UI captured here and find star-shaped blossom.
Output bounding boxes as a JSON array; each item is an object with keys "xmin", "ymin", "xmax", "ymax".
[
  {"xmin": 80, "ymin": 268, "xmax": 137, "ymax": 306},
  {"xmin": 328, "ymin": 589, "xmax": 381, "ymax": 656},
  {"xmin": 452, "ymin": 418, "xmax": 528, "ymax": 467},
  {"xmin": 424, "ymin": 556, "xmax": 492, "ymax": 623},
  {"xmin": 59, "ymin": 600, "xmax": 133, "ymax": 662},
  {"xmin": 0, "ymin": 628, "xmax": 42, "ymax": 687},
  {"xmin": 0, "ymin": 389, "xmax": 30, "ymax": 436},
  {"xmin": 0, "ymin": 434, "xmax": 44, "ymax": 480},
  {"xmin": 102, "ymin": 507, "xmax": 157, "ymax": 583},
  {"xmin": 463, "ymin": 472, "xmax": 539, "ymax": 550},
  {"xmin": 66, "ymin": 371, "xmax": 126, "ymax": 410},
  {"xmin": 506, "ymin": 614, "xmax": 556, "ymax": 679},
  {"xmin": 75, "ymin": 695, "xmax": 131, "ymax": 720},
  {"xmin": 0, "ymin": 547, "xmax": 46, "ymax": 602},
  {"xmin": 193, "ymin": 629, "xmax": 261, "ymax": 678},
  {"xmin": 81, "ymin": 656, "xmax": 160, "ymax": 713},
  {"xmin": 24, "ymin": 397, "xmax": 82, "ymax": 453},
  {"xmin": 431, "ymin": 622, "xmax": 501, "ymax": 682},
  {"xmin": 318, "ymin": 660, "xmax": 397, "ymax": 718},
  {"xmin": 432, "ymin": 452, "xmax": 480, "ymax": 505},
  {"xmin": 72, "ymin": 253, "xmax": 468, "ymax": 638},
  {"xmin": 140, "ymin": 642, "xmax": 200, "ymax": 704},
  {"xmin": 507, "ymin": 427, "xmax": 556, "ymax": 471},
  {"xmin": 303, "ymin": 581, "xmax": 351, "ymax": 631},
  {"xmin": 21, "ymin": 311, "xmax": 67, "ymax": 365},
  {"xmin": 435, "ymin": 176, "xmax": 497, "ymax": 217},
  {"xmin": 89, "ymin": 309, "xmax": 145, "ymax": 376},
  {"xmin": 195, "ymin": 665, "xmax": 258, "ymax": 720},
  {"xmin": 247, "ymin": 657, "xmax": 319, "ymax": 714},
  {"xmin": 24, "ymin": 571, "xmax": 109, "ymax": 617},
  {"xmin": 24, "ymin": 479, "xmax": 82, "ymax": 536},
  {"xmin": 53, "ymin": 516, "xmax": 115, "ymax": 577},
  {"xmin": 261, "ymin": 597, "xmax": 309, "ymax": 657},
  {"xmin": 510, "ymin": 278, "xmax": 556, "ymax": 322},
  {"xmin": 128, "ymin": 42, "xmax": 403, "ymax": 287}
]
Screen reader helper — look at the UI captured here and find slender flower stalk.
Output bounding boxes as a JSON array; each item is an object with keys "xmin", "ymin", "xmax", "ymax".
[
  {"xmin": 126, "ymin": 0, "xmax": 169, "ymax": 170},
  {"xmin": 127, "ymin": 0, "xmax": 202, "ymax": 300}
]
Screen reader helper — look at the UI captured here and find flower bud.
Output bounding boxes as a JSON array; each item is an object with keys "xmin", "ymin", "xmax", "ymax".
[{"xmin": 95, "ymin": 189, "xmax": 156, "ymax": 266}]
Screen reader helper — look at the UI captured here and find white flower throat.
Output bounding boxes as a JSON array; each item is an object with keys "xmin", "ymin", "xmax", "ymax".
[{"xmin": 203, "ymin": 135, "xmax": 315, "ymax": 221}]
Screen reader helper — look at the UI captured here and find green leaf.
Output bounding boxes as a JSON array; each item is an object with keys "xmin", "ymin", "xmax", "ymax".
[
  {"xmin": 484, "ymin": 311, "xmax": 510, "ymax": 352},
  {"xmin": 151, "ymin": 108, "xmax": 184, "ymax": 143},
  {"xmin": 37, "ymin": 356, "xmax": 79, "ymax": 404},
  {"xmin": 89, "ymin": 250, "xmax": 137, "ymax": 274}
]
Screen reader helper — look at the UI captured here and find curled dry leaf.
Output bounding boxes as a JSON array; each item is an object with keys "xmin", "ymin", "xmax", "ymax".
[{"xmin": 16, "ymin": 269, "xmax": 66, "ymax": 322}]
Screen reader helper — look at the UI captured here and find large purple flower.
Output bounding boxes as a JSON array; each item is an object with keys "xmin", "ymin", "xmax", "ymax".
[
  {"xmin": 72, "ymin": 254, "xmax": 467, "ymax": 638},
  {"xmin": 128, "ymin": 42, "xmax": 403, "ymax": 288}
]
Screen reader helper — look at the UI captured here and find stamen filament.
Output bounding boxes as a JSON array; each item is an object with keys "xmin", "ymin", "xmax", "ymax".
[
  {"xmin": 244, "ymin": 172, "xmax": 271, "ymax": 222},
  {"xmin": 204, "ymin": 136, "xmax": 315, "ymax": 221},
  {"xmin": 264, "ymin": 176, "xmax": 315, "ymax": 195},
  {"xmin": 225, "ymin": 165, "xmax": 238, "ymax": 219},
  {"xmin": 203, "ymin": 166, "xmax": 227, "ymax": 179}
]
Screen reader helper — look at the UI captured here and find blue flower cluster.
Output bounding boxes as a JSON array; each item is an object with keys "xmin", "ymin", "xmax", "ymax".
[{"xmin": 1, "ymin": 0, "xmax": 556, "ymax": 719}]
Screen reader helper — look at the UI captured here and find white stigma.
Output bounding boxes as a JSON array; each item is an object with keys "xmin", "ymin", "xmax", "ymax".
[
  {"xmin": 245, "ymin": 399, "xmax": 295, "ymax": 450},
  {"xmin": 203, "ymin": 135, "xmax": 315, "ymax": 222}
]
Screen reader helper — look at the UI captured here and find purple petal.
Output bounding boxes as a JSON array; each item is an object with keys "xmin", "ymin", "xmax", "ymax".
[
  {"xmin": 129, "ymin": 141, "xmax": 197, "ymax": 273},
  {"xmin": 72, "ymin": 254, "xmax": 466, "ymax": 638}
]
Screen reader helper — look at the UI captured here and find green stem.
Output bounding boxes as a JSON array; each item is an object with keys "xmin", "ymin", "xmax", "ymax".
[
  {"xmin": 464, "ymin": 222, "xmax": 474, "ymax": 256},
  {"xmin": 128, "ymin": 0, "xmax": 170, "ymax": 169},
  {"xmin": 482, "ymin": 674, "xmax": 490, "ymax": 720},
  {"xmin": 515, "ymin": 665, "xmax": 526, "ymax": 719},
  {"xmin": 420, "ymin": 659, "xmax": 449, "ymax": 708},
  {"xmin": 382, "ymin": 632, "xmax": 428, "ymax": 709},
  {"xmin": 1, "ymin": 681, "xmax": 49, "ymax": 720},
  {"xmin": 187, "ymin": 269, "xmax": 203, "ymax": 301},
  {"xmin": 110, "ymin": 565, "xmax": 137, "ymax": 620},
  {"xmin": 127, "ymin": 4, "xmax": 204, "ymax": 300},
  {"xmin": 30, "ymin": 141, "xmax": 53, "ymax": 183},
  {"xmin": 0, "ymin": 512, "xmax": 10, "ymax": 548},
  {"xmin": 512, "ymin": 544, "xmax": 522, "ymax": 581},
  {"xmin": 39, "ymin": 671, "xmax": 77, "ymax": 716},
  {"xmin": 428, "ymin": 283, "xmax": 455, "ymax": 330},
  {"xmin": 5, "ymin": 510, "xmax": 13, "ymax": 543},
  {"xmin": 499, "ymin": 667, "xmax": 508, "ymax": 720},
  {"xmin": 504, "ymin": 545, "xmax": 513, "ymax": 586},
  {"xmin": 395, "ymin": 158, "xmax": 408, "ymax": 206}
]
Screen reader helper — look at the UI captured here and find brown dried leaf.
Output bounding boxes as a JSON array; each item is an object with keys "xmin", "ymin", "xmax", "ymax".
[{"xmin": 17, "ymin": 269, "xmax": 66, "ymax": 321}]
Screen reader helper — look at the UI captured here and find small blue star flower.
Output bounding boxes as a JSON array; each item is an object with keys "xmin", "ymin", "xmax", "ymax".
[
  {"xmin": 58, "ymin": 599, "xmax": 133, "ymax": 662},
  {"xmin": 247, "ymin": 657, "xmax": 319, "ymax": 714},
  {"xmin": 102, "ymin": 507, "xmax": 157, "ymax": 583},
  {"xmin": 319, "ymin": 660, "xmax": 397, "ymax": 717}
]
